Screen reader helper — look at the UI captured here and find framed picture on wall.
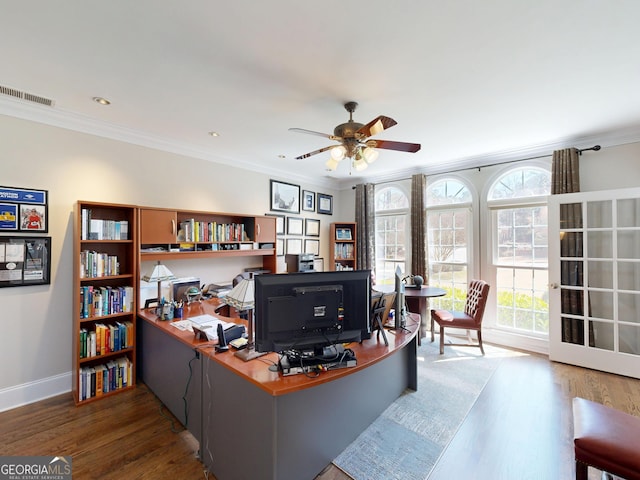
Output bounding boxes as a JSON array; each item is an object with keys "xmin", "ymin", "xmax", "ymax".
[
  {"xmin": 276, "ymin": 238, "xmax": 284, "ymax": 256},
  {"xmin": 286, "ymin": 238, "xmax": 302, "ymax": 255},
  {"xmin": 305, "ymin": 218, "xmax": 320, "ymax": 237},
  {"xmin": 317, "ymin": 193, "xmax": 333, "ymax": 215},
  {"xmin": 270, "ymin": 179, "xmax": 300, "ymax": 214},
  {"xmin": 287, "ymin": 216, "xmax": 303, "ymax": 235},
  {"xmin": 302, "ymin": 190, "xmax": 315, "ymax": 212},
  {"xmin": 0, "ymin": 186, "xmax": 48, "ymax": 233},
  {"xmin": 304, "ymin": 239, "xmax": 320, "ymax": 256}
]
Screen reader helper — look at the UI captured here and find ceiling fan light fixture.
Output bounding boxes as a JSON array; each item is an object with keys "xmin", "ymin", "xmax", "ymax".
[
  {"xmin": 330, "ymin": 145, "xmax": 347, "ymax": 161},
  {"xmin": 353, "ymin": 157, "xmax": 368, "ymax": 171},
  {"xmin": 326, "ymin": 158, "xmax": 340, "ymax": 171},
  {"xmin": 363, "ymin": 146, "xmax": 379, "ymax": 164}
]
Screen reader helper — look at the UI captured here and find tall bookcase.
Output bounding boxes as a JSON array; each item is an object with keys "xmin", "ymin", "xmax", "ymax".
[
  {"xmin": 329, "ymin": 222, "xmax": 357, "ymax": 271},
  {"xmin": 73, "ymin": 201, "xmax": 138, "ymax": 405}
]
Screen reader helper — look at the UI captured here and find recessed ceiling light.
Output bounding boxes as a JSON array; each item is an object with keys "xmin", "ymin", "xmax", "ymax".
[
  {"xmin": 278, "ymin": 154, "xmax": 286, "ymax": 159},
  {"xmin": 208, "ymin": 131, "xmax": 220, "ymax": 137},
  {"xmin": 93, "ymin": 97, "xmax": 111, "ymax": 105}
]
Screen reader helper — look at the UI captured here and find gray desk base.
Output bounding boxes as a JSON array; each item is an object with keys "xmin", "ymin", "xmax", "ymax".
[
  {"xmin": 201, "ymin": 337, "xmax": 417, "ymax": 480},
  {"xmin": 137, "ymin": 319, "xmax": 203, "ymax": 444}
]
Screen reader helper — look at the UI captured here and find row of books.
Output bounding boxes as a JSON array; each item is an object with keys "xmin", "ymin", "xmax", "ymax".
[
  {"xmin": 79, "ymin": 321, "xmax": 133, "ymax": 358},
  {"xmin": 180, "ymin": 219, "xmax": 248, "ymax": 243},
  {"xmin": 80, "ymin": 285, "xmax": 134, "ymax": 318},
  {"xmin": 78, "ymin": 356, "xmax": 132, "ymax": 402},
  {"xmin": 81, "ymin": 208, "xmax": 129, "ymax": 241},
  {"xmin": 334, "ymin": 243, "xmax": 355, "ymax": 260},
  {"xmin": 79, "ymin": 250, "xmax": 120, "ymax": 278}
]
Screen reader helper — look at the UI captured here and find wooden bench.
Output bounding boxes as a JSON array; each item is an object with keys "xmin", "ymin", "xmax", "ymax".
[{"xmin": 573, "ymin": 397, "xmax": 640, "ymax": 480}]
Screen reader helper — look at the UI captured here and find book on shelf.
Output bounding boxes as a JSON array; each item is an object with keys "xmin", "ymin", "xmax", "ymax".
[
  {"xmin": 79, "ymin": 356, "xmax": 132, "ymax": 402},
  {"xmin": 81, "ymin": 208, "xmax": 130, "ymax": 241}
]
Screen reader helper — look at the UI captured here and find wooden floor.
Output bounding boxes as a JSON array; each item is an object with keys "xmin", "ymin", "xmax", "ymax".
[{"xmin": 1, "ymin": 351, "xmax": 639, "ymax": 480}]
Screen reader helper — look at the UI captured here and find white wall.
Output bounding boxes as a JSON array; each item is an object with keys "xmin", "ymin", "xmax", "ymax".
[{"xmin": 0, "ymin": 115, "xmax": 342, "ymax": 410}]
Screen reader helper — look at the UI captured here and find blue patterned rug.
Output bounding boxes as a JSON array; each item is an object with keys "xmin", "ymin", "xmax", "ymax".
[{"xmin": 333, "ymin": 340, "xmax": 521, "ymax": 480}]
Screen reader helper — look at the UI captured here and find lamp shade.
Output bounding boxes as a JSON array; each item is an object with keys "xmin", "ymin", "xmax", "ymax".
[
  {"xmin": 225, "ymin": 277, "xmax": 254, "ymax": 311},
  {"xmin": 142, "ymin": 261, "xmax": 176, "ymax": 284}
]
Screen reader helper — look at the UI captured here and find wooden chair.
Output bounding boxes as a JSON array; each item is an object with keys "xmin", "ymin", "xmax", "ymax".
[{"xmin": 430, "ymin": 280, "xmax": 490, "ymax": 354}]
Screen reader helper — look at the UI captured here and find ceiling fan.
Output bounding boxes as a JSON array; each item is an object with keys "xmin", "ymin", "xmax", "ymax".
[{"xmin": 289, "ymin": 101, "xmax": 421, "ymax": 172}]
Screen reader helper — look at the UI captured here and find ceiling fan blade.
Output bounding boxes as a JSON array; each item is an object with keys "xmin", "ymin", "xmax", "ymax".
[
  {"xmin": 355, "ymin": 116, "xmax": 397, "ymax": 138},
  {"xmin": 294, "ymin": 145, "xmax": 334, "ymax": 160},
  {"xmin": 289, "ymin": 127, "xmax": 333, "ymax": 139},
  {"xmin": 368, "ymin": 139, "xmax": 421, "ymax": 153}
]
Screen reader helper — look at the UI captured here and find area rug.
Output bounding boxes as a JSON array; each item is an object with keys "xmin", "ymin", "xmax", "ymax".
[{"xmin": 332, "ymin": 340, "xmax": 523, "ymax": 480}]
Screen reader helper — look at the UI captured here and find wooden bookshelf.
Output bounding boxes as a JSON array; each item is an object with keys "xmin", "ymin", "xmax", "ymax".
[
  {"xmin": 139, "ymin": 207, "xmax": 276, "ymax": 273},
  {"xmin": 329, "ymin": 222, "xmax": 357, "ymax": 271},
  {"xmin": 73, "ymin": 201, "xmax": 138, "ymax": 405}
]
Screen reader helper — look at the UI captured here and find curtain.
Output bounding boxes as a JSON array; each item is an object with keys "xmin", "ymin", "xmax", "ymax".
[
  {"xmin": 355, "ymin": 183, "xmax": 375, "ymax": 276},
  {"xmin": 410, "ymin": 174, "xmax": 428, "ymax": 283},
  {"xmin": 552, "ymin": 148, "xmax": 588, "ymax": 345}
]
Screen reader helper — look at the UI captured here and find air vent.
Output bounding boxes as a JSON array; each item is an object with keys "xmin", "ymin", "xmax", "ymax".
[{"xmin": 0, "ymin": 85, "xmax": 55, "ymax": 107}]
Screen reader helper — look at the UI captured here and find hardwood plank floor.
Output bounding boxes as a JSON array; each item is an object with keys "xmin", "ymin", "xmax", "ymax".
[{"xmin": 1, "ymin": 351, "xmax": 638, "ymax": 480}]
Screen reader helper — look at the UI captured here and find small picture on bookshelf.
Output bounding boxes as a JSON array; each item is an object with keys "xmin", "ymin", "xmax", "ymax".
[{"xmin": 336, "ymin": 227, "xmax": 352, "ymax": 240}]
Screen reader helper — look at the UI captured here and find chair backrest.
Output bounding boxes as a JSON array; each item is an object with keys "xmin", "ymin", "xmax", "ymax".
[{"xmin": 464, "ymin": 280, "xmax": 490, "ymax": 326}]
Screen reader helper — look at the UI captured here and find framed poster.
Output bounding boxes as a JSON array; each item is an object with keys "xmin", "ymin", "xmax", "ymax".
[
  {"xmin": 270, "ymin": 180, "xmax": 300, "ymax": 214},
  {"xmin": 0, "ymin": 236, "xmax": 51, "ymax": 287},
  {"xmin": 317, "ymin": 193, "xmax": 333, "ymax": 215},
  {"xmin": 0, "ymin": 186, "xmax": 48, "ymax": 233},
  {"xmin": 266, "ymin": 213, "xmax": 285, "ymax": 235},
  {"xmin": 286, "ymin": 238, "xmax": 302, "ymax": 255},
  {"xmin": 276, "ymin": 238, "xmax": 284, "ymax": 256},
  {"xmin": 287, "ymin": 216, "xmax": 303, "ymax": 235},
  {"xmin": 304, "ymin": 239, "xmax": 320, "ymax": 256},
  {"xmin": 305, "ymin": 218, "xmax": 320, "ymax": 237},
  {"xmin": 302, "ymin": 190, "xmax": 315, "ymax": 212}
]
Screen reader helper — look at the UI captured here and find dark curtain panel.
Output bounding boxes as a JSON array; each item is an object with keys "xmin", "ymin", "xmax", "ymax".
[
  {"xmin": 355, "ymin": 183, "xmax": 375, "ymax": 275},
  {"xmin": 552, "ymin": 148, "xmax": 588, "ymax": 345},
  {"xmin": 410, "ymin": 174, "xmax": 428, "ymax": 282}
]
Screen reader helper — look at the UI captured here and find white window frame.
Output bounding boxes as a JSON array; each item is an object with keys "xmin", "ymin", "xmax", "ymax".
[{"xmin": 481, "ymin": 161, "xmax": 551, "ymax": 354}]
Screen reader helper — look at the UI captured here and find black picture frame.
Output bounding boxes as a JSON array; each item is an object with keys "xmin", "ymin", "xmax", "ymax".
[
  {"xmin": 304, "ymin": 239, "xmax": 320, "ymax": 256},
  {"xmin": 317, "ymin": 193, "xmax": 333, "ymax": 215},
  {"xmin": 287, "ymin": 216, "xmax": 303, "ymax": 236},
  {"xmin": 0, "ymin": 186, "xmax": 48, "ymax": 233},
  {"xmin": 302, "ymin": 190, "xmax": 315, "ymax": 212},
  {"xmin": 0, "ymin": 236, "xmax": 51, "ymax": 287},
  {"xmin": 286, "ymin": 238, "xmax": 302, "ymax": 255},
  {"xmin": 270, "ymin": 179, "xmax": 300, "ymax": 214},
  {"xmin": 266, "ymin": 213, "xmax": 285, "ymax": 235},
  {"xmin": 305, "ymin": 218, "xmax": 320, "ymax": 237}
]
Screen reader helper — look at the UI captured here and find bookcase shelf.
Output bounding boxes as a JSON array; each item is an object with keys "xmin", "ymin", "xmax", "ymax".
[
  {"xmin": 139, "ymin": 207, "xmax": 276, "ymax": 273},
  {"xmin": 73, "ymin": 201, "xmax": 138, "ymax": 406},
  {"xmin": 329, "ymin": 222, "xmax": 357, "ymax": 271}
]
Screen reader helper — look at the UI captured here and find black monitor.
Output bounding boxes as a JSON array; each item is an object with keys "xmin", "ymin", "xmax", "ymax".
[{"xmin": 254, "ymin": 270, "xmax": 371, "ymax": 354}]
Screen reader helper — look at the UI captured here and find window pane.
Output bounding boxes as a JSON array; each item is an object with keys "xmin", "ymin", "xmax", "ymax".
[
  {"xmin": 488, "ymin": 167, "xmax": 551, "ymax": 200},
  {"xmin": 496, "ymin": 206, "xmax": 548, "ymax": 267},
  {"xmin": 375, "ymin": 186, "xmax": 408, "ymax": 211},
  {"xmin": 427, "ymin": 179, "xmax": 472, "ymax": 206}
]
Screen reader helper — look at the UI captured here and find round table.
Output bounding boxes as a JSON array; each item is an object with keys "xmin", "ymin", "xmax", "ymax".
[{"xmin": 373, "ymin": 285, "xmax": 447, "ymax": 345}]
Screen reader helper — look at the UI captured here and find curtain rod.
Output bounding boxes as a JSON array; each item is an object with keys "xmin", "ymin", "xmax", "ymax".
[{"xmin": 358, "ymin": 145, "xmax": 601, "ymax": 188}]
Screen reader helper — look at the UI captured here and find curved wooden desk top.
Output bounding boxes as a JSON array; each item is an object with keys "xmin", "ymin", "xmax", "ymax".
[{"xmin": 138, "ymin": 298, "xmax": 419, "ymax": 397}]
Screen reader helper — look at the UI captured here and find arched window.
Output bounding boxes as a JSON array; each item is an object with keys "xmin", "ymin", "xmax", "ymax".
[
  {"xmin": 487, "ymin": 166, "xmax": 551, "ymax": 336},
  {"xmin": 427, "ymin": 178, "xmax": 473, "ymax": 310},
  {"xmin": 374, "ymin": 184, "xmax": 409, "ymax": 285}
]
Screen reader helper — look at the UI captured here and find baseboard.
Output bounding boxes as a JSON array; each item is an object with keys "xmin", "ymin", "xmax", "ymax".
[{"xmin": 0, "ymin": 372, "xmax": 71, "ymax": 413}]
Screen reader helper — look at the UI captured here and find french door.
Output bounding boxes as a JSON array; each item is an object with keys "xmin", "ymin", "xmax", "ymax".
[{"xmin": 549, "ymin": 187, "xmax": 640, "ymax": 379}]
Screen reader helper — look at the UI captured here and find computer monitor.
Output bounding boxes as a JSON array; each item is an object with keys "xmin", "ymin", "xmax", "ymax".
[
  {"xmin": 394, "ymin": 266, "xmax": 405, "ymax": 329},
  {"xmin": 254, "ymin": 270, "xmax": 371, "ymax": 355}
]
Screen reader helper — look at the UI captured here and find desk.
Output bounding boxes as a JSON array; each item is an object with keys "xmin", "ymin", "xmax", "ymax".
[
  {"xmin": 138, "ymin": 299, "xmax": 419, "ymax": 480},
  {"xmin": 374, "ymin": 285, "xmax": 446, "ymax": 344}
]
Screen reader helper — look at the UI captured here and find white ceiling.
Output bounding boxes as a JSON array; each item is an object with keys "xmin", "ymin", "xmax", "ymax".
[{"xmin": 2, "ymin": 1, "xmax": 640, "ymax": 189}]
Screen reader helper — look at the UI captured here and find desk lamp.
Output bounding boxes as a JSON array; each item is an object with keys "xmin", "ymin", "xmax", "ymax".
[
  {"xmin": 225, "ymin": 275, "xmax": 265, "ymax": 361},
  {"xmin": 142, "ymin": 261, "xmax": 176, "ymax": 308}
]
